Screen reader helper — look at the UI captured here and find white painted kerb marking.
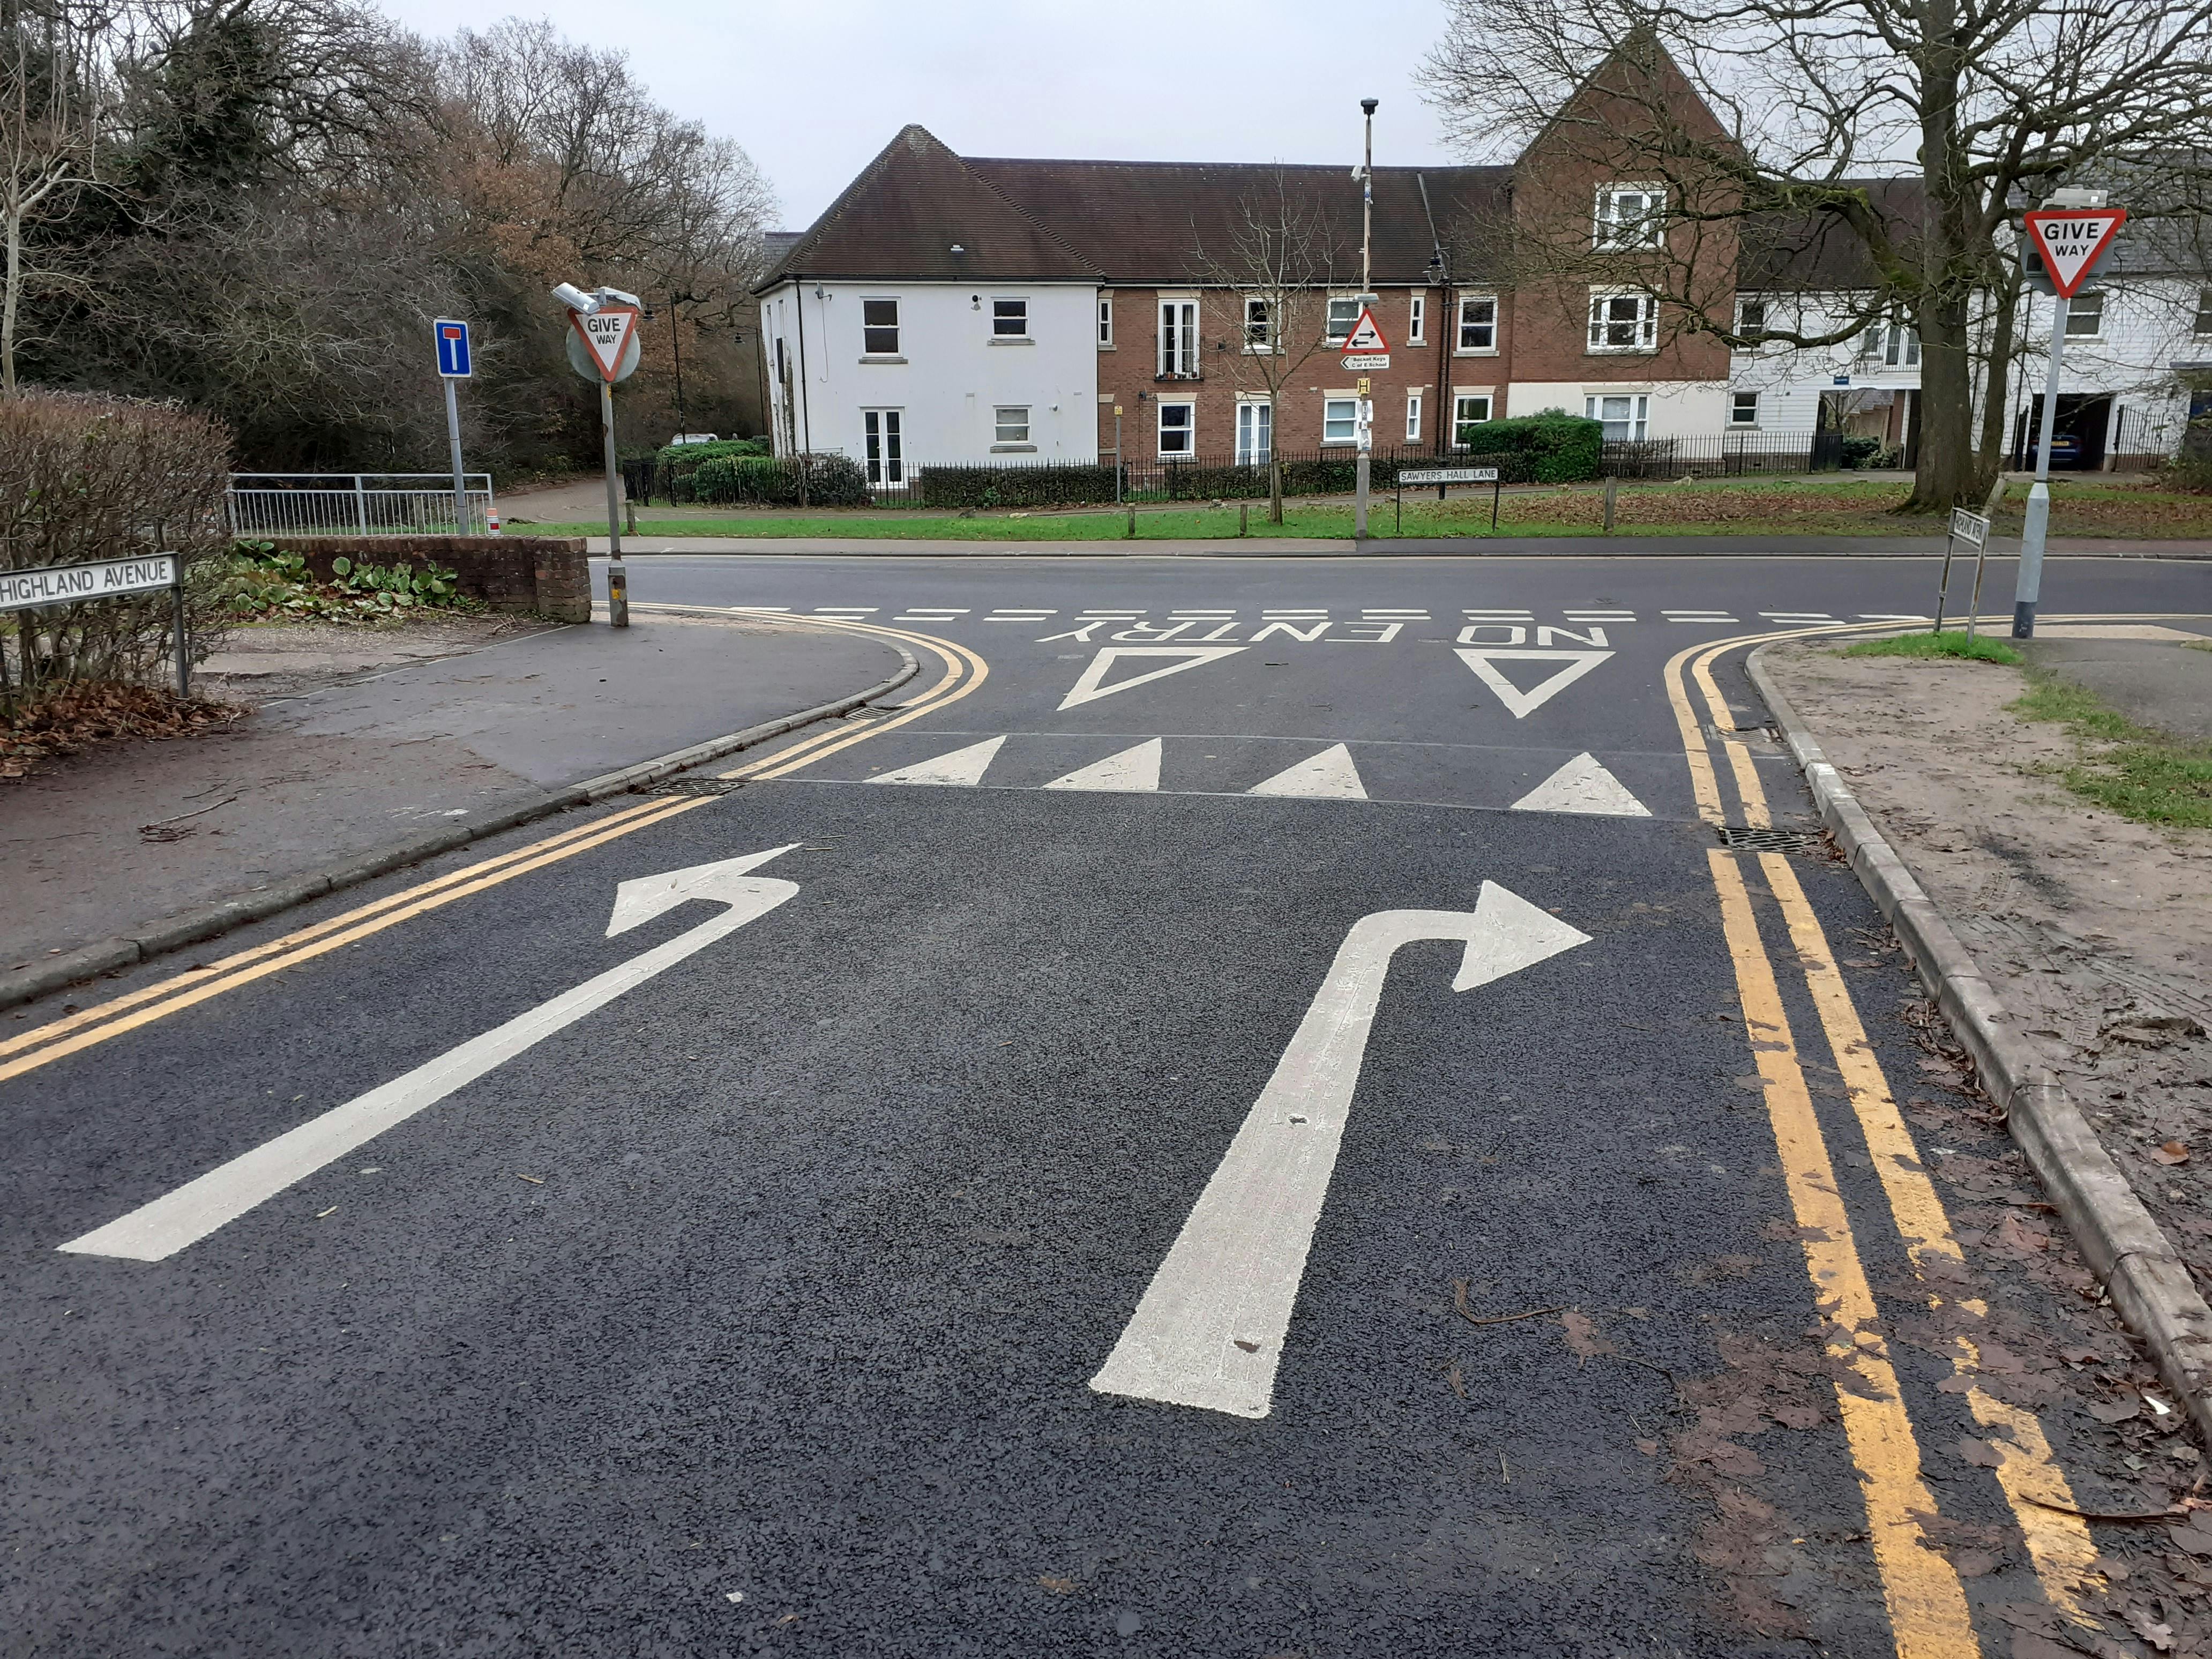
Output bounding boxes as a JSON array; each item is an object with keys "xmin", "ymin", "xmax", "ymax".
[
  {"xmin": 58, "ymin": 847, "xmax": 802, "ymax": 1262},
  {"xmin": 1090, "ymin": 886, "xmax": 1589, "ymax": 1418}
]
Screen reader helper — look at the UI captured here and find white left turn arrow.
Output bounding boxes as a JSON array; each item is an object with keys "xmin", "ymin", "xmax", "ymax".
[
  {"xmin": 1090, "ymin": 885, "xmax": 1589, "ymax": 1418},
  {"xmin": 58, "ymin": 845, "xmax": 803, "ymax": 1262}
]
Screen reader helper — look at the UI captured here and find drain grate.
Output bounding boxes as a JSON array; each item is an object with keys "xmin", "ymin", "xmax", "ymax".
[
  {"xmin": 1717, "ymin": 825, "xmax": 1828, "ymax": 855},
  {"xmin": 642, "ymin": 776, "xmax": 745, "ymax": 797}
]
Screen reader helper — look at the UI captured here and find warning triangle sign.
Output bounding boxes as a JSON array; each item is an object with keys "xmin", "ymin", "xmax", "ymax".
[
  {"xmin": 571, "ymin": 305, "xmax": 640, "ymax": 380},
  {"xmin": 1340, "ymin": 305, "xmax": 1388, "ymax": 354},
  {"xmin": 2023, "ymin": 207, "xmax": 2126, "ymax": 298},
  {"xmin": 1454, "ymin": 648, "xmax": 1612, "ymax": 719},
  {"xmin": 1057, "ymin": 646, "xmax": 1244, "ymax": 712}
]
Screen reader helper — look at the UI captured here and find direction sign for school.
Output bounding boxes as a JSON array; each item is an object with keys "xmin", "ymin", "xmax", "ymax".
[
  {"xmin": 570, "ymin": 304, "xmax": 641, "ymax": 383},
  {"xmin": 2023, "ymin": 206, "xmax": 2126, "ymax": 297},
  {"xmin": 434, "ymin": 319, "xmax": 472, "ymax": 378},
  {"xmin": 0, "ymin": 554, "xmax": 176, "ymax": 613},
  {"xmin": 1340, "ymin": 304, "xmax": 1389, "ymax": 370}
]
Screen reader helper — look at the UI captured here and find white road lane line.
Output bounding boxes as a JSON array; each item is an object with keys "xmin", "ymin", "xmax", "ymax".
[
  {"xmin": 1041, "ymin": 738, "xmax": 1162, "ymax": 793},
  {"xmin": 58, "ymin": 848, "xmax": 803, "ymax": 1264},
  {"xmin": 1453, "ymin": 648, "xmax": 1613, "ymax": 719},
  {"xmin": 1247, "ymin": 744, "xmax": 1367, "ymax": 800},
  {"xmin": 1090, "ymin": 891, "xmax": 1590, "ymax": 1418},
  {"xmin": 867, "ymin": 736, "xmax": 1006, "ymax": 786},
  {"xmin": 1508, "ymin": 753, "xmax": 1652, "ymax": 817},
  {"xmin": 813, "ymin": 607, "xmax": 878, "ymax": 615}
]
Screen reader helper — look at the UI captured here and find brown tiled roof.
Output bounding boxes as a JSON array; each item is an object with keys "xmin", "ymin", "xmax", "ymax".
[
  {"xmin": 759, "ymin": 126, "xmax": 1100, "ymax": 289},
  {"xmin": 1739, "ymin": 178, "xmax": 1927, "ymax": 290}
]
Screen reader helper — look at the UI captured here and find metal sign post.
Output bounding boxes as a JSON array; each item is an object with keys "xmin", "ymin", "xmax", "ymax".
[
  {"xmin": 434, "ymin": 320, "xmax": 473, "ymax": 534},
  {"xmin": 553, "ymin": 283, "xmax": 644, "ymax": 627},
  {"xmin": 2013, "ymin": 194, "xmax": 2127, "ymax": 639},
  {"xmin": 1932, "ymin": 506, "xmax": 1987, "ymax": 632},
  {"xmin": 1400, "ymin": 466, "xmax": 1501, "ymax": 534}
]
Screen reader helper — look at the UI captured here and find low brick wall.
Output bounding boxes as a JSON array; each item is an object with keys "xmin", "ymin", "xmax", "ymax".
[{"xmin": 271, "ymin": 536, "xmax": 591, "ymax": 624}]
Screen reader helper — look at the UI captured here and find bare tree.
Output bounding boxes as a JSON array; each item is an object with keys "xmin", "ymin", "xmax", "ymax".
[
  {"xmin": 1419, "ymin": 1, "xmax": 2212, "ymax": 509},
  {"xmin": 1189, "ymin": 175, "xmax": 1349, "ymax": 523},
  {"xmin": 0, "ymin": 0, "xmax": 120, "ymax": 393}
]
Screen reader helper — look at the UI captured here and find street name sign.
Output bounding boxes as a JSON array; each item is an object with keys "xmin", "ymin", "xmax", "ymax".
[
  {"xmin": 0, "ymin": 554, "xmax": 176, "ymax": 612},
  {"xmin": 2022, "ymin": 206, "xmax": 2127, "ymax": 297},
  {"xmin": 1401, "ymin": 467, "xmax": 1498, "ymax": 486},
  {"xmin": 1340, "ymin": 304, "xmax": 1389, "ymax": 370},
  {"xmin": 1949, "ymin": 507, "xmax": 1991, "ymax": 547},
  {"xmin": 570, "ymin": 304, "xmax": 642, "ymax": 382},
  {"xmin": 434, "ymin": 318, "xmax": 472, "ymax": 377}
]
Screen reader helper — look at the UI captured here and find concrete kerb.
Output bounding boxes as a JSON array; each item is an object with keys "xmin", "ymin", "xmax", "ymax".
[
  {"xmin": 0, "ymin": 637, "xmax": 921, "ymax": 1016},
  {"xmin": 1746, "ymin": 643, "xmax": 2212, "ymax": 1441}
]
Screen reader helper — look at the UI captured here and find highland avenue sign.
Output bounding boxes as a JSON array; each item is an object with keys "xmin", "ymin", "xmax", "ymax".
[{"xmin": 0, "ymin": 554, "xmax": 176, "ymax": 612}]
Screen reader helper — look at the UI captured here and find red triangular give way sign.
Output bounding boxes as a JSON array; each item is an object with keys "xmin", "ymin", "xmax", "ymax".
[
  {"xmin": 571, "ymin": 305, "xmax": 640, "ymax": 380},
  {"xmin": 2023, "ymin": 207, "xmax": 2126, "ymax": 298}
]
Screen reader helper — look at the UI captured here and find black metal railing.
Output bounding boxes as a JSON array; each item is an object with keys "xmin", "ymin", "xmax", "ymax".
[{"xmin": 1597, "ymin": 432, "xmax": 1850, "ymax": 479}]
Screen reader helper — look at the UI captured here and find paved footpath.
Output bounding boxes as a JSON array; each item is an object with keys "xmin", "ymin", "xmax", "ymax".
[{"xmin": 5, "ymin": 550, "xmax": 2208, "ymax": 1656}]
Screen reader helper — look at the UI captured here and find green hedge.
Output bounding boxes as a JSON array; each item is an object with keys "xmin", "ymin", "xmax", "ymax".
[
  {"xmin": 690, "ymin": 452, "xmax": 871, "ymax": 507},
  {"xmin": 1455, "ymin": 412, "xmax": 1603, "ymax": 482}
]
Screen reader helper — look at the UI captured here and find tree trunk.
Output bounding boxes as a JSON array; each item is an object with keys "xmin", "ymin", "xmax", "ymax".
[
  {"xmin": 2, "ymin": 203, "xmax": 20, "ymax": 395},
  {"xmin": 1268, "ymin": 393, "xmax": 1284, "ymax": 524},
  {"xmin": 1911, "ymin": 285, "xmax": 1980, "ymax": 509},
  {"xmin": 1975, "ymin": 271, "xmax": 2023, "ymax": 489},
  {"xmin": 1906, "ymin": 6, "xmax": 1976, "ymax": 511}
]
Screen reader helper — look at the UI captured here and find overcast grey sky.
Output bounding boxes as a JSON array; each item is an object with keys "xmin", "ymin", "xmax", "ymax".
[{"xmin": 372, "ymin": 0, "xmax": 1464, "ymax": 231}]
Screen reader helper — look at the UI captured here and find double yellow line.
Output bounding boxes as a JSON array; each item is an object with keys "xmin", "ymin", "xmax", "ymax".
[
  {"xmin": 1, "ymin": 614, "xmax": 986, "ymax": 1085},
  {"xmin": 1670, "ymin": 625, "xmax": 2102, "ymax": 1654}
]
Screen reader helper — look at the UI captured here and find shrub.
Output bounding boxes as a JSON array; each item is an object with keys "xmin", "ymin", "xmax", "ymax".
[
  {"xmin": 653, "ymin": 436, "xmax": 772, "ymax": 502},
  {"xmin": 0, "ymin": 390, "xmax": 232, "ymax": 710},
  {"xmin": 225, "ymin": 542, "xmax": 475, "ymax": 620},
  {"xmin": 1462, "ymin": 412, "xmax": 1604, "ymax": 482},
  {"xmin": 688, "ymin": 452, "xmax": 870, "ymax": 507},
  {"xmin": 1838, "ymin": 434, "xmax": 1886, "ymax": 469}
]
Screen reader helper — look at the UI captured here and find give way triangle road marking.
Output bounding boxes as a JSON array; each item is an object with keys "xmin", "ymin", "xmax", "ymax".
[
  {"xmin": 1058, "ymin": 646, "xmax": 1246, "ymax": 712},
  {"xmin": 1509, "ymin": 752, "xmax": 1650, "ymax": 817},
  {"xmin": 1454, "ymin": 648, "xmax": 1612, "ymax": 719}
]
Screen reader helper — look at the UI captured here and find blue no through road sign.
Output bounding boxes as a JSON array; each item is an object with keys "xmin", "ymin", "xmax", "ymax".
[{"xmin": 435, "ymin": 319, "xmax": 472, "ymax": 378}]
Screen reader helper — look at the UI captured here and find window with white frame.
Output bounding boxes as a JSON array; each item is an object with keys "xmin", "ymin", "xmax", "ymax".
[
  {"xmin": 862, "ymin": 409, "xmax": 903, "ymax": 484},
  {"xmin": 1408, "ymin": 294, "xmax": 1426, "ymax": 344},
  {"xmin": 1236, "ymin": 400, "xmax": 1272, "ymax": 465},
  {"xmin": 1458, "ymin": 295, "xmax": 1497, "ymax": 352},
  {"xmin": 2196, "ymin": 289, "xmax": 2212, "ymax": 337},
  {"xmin": 1736, "ymin": 298, "xmax": 1767, "ymax": 342},
  {"xmin": 1244, "ymin": 296, "xmax": 1275, "ymax": 352},
  {"xmin": 1157, "ymin": 400, "xmax": 1194, "ymax": 456},
  {"xmin": 992, "ymin": 298, "xmax": 1028, "ymax": 338},
  {"xmin": 1729, "ymin": 390, "xmax": 1760, "ymax": 427},
  {"xmin": 1325, "ymin": 296, "xmax": 1361, "ymax": 342},
  {"xmin": 1594, "ymin": 184, "xmax": 1665, "ymax": 250},
  {"xmin": 1322, "ymin": 396, "xmax": 1359, "ymax": 443},
  {"xmin": 1098, "ymin": 295, "xmax": 1114, "ymax": 347},
  {"xmin": 993, "ymin": 406, "xmax": 1030, "ymax": 445},
  {"xmin": 1586, "ymin": 394, "xmax": 1650, "ymax": 441},
  {"xmin": 1452, "ymin": 393, "xmax": 1492, "ymax": 446},
  {"xmin": 1159, "ymin": 300, "xmax": 1198, "ymax": 377},
  {"xmin": 1588, "ymin": 291, "xmax": 1657, "ymax": 350},
  {"xmin": 2065, "ymin": 292, "xmax": 2104, "ymax": 338},
  {"xmin": 862, "ymin": 298, "xmax": 900, "ymax": 356},
  {"xmin": 1406, "ymin": 388, "xmax": 1423, "ymax": 442}
]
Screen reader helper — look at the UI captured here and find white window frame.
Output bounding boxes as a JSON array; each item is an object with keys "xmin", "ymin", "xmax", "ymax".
[
  {"xmin": 1456, "ymin": 295, "xmax": 1497, "ymax": 354},
  {"xmin": 1405, "ymin": 387, "xmax": 1423, "ymax": 442},
  {"xmin": 2064, "ymin": 291, "xmax": 2104, "ymax": 340},
  {"xmin": 1407, "ymin": 294, "xmax": 1426, "ymax": 345},
  {"xmin": 991, "ymin": 297, "xmax": 1029, "ymax": 340},
  {"xmin": 1586, "ymin": 394, "xmax": 1650, "ymax": 442},
  {"xmin": 1159, "ymin": 299, "xmax": 1199, "ymax": 378},
  {"xmin": 1729, "ymin": 390, "xmax": 1760, "ymax": 427},
  {"xmin": 1235, "ymin": 399, "xmax": 1272, "ymax": 465},
  {"xmin": 1588, "ymin": 290, "xmax": 1657, "ymax": 352},
  {"xmin": 992, "ymin": 405, "xmax": 1032, "ymax": 447},
  {"xmin": 2195, "ymin": 288, "xmax": 2212, "ymax": 338},
  {"xmin": 1593, "ymin": 184, "xmax": 1666, "ymax": 251},
  {"xmin": 1243, "ymin": 295, "xmax": 1275, "ymax": 353},
  {"xmin": 1322, "ymin": 395, "xmax": 1359, "ymax": 445},
  {"xmin": 861, "ymin": 297, "xmax": 900, "ymax": 357},
  {"xmin": 1098, "ymin": 294, "xmax": 1114, "ymax": 348},
  {"xmin": 1451, "ymin": 393, "xmax": 1492, "ymax": 447},
  {"xmin": 1325, "ymin": 295, "xmax": 1361, "ymax": 343},
  {"xmin": 1881, "ymin": 320, "xmax": 1921, "ymax": 367},
  {"xmin": 1157, "ymin": 399, "xmax": 1195, "ymax": 457},
  {"xmin": 1736, "ymin": 298, "xmax": 1767, "ymax": 342},
  {"xmin": 862, "ymin": 408, "xmax": 904, "ymax": 485}
]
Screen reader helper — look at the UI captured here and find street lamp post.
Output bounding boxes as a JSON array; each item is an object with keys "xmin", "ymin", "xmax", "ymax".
[{"xmin": 1354, "ymin": 98, "xmax": 1378, "ymax": 543}]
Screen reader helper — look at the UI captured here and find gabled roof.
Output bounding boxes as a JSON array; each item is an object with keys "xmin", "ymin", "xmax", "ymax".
[
  {"xmin": 1739, "ymin": 179, "xmax": 1928, "ymax": 291},
  {"xmin": 759, "ymin": 125, "xmax": 1100, "ymax": 289}
]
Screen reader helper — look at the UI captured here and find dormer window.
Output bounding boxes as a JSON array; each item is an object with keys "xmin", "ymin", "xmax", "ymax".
[{"xmin": 1594, "ymin": 185, "xmax": 1665, "ymax": 251}]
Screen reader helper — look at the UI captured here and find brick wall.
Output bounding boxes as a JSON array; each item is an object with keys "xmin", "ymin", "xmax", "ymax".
[{"xmin": 273, "ymin": 536, "xmax": 592, "ymax": 624}]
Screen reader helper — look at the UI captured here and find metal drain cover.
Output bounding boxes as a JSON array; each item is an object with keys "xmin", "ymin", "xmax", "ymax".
[
  {"xmin": 1717, "ymin": 825, "xmax": 1828, "ymax": 854},
  {"xmin": 643, "ymin": 776, "xmax": 745, "ymax": 797}
]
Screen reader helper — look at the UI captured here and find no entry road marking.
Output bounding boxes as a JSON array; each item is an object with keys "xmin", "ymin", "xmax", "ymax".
[
  {"xmin": 58, "ymin": 847, "xmax": 803, "ymax": 1262},
  {"xmin": 1091, "ymin": 887, "xmax": 1589, "ymax": 1418}
]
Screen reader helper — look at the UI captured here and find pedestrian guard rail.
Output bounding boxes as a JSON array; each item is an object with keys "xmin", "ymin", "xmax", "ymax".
[{"xmin": 227, "ymin": 474, "xmax": 497, "ymax": 539}]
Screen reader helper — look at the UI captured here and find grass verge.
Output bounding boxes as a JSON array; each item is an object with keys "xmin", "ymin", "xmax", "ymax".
[
  {"xmin": 2008, "ymin": 673, "xmax": 2212, "ymax": 829},
  {"xmin": 1842, "ymin": 631, "xmax": 2024, "ymax": 666}
]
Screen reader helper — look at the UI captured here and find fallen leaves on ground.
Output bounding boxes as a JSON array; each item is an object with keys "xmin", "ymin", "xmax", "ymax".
[{"xmin": 1, "ymin": 682, "xmax": 243, "ymax": 779}]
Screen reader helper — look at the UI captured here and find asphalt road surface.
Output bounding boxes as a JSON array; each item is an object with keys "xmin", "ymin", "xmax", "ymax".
[{"xmin": 8, "ymin": 552, "xmax": 2209, "ymax": 1657}]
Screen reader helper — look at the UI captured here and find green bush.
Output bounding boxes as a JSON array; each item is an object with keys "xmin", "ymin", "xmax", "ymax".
[
  {"xmin": 1839, "ymin": 435, "xmax": 1885, "ymax": 469},
  {"xmin": 688, "ymin": 452, "xmax": 870, "ymax": 507},
  {"xmin": 1456, "ymin": 412, "xmax": 1603, "ymax": 482}
]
